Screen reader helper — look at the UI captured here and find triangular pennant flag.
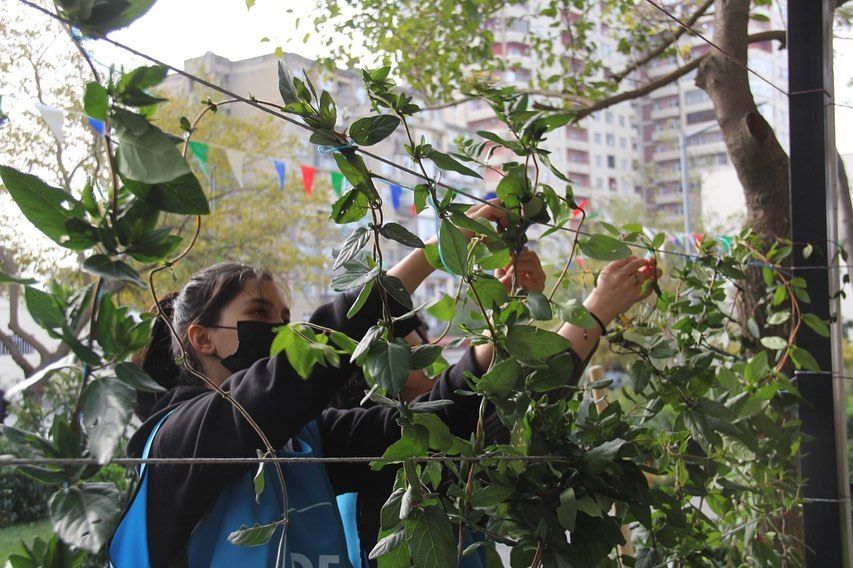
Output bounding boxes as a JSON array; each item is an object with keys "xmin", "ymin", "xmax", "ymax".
[
  {"xmin": 272, "ymin": 159, "xmax": 286, "ymax": 189},
  {"xmin": 576, "ymin": 257, "xmax": 585, "ymax": 269},
  {"xmin": 188, "ymin": 141, "xmax": 209, "ymax": 174},
  {"xmin": 484, "ymin": 191, "xmax": 497, "ymax": 201},
  {"xmin": 410, "ymin": 204, "xmax": 417, "ymax": 217},
  {"xmin": 719, "ymin": 235, "xmax": 733, "ymax": 252},
  {"xmin": 300, "ymin": 164, "xmax": 316, "ymax": 195},
  {"xmin": 572, "ymin": 198, "xmax": 589, "ymax": 217},
  {"xmin": 330, "ymin": 171, "xmax": 344, "ymax": 196},
  {"xmin": 34, "ymin": 102, "xmax": 64, "ymax": 143},
  {"xmin": 87, "ymin": 117, "xmax": 105, "ymax": 136},
  {"xmin": 225, "ymin": 148, "xmax": 246, "ymax": 188},
  {"xmin": 0, "ymin": 96, "xmax": 8, "ymax": 127},
  {"xmin": 389, "ymin": 183, "xmax": 402, "ymax": 210}
]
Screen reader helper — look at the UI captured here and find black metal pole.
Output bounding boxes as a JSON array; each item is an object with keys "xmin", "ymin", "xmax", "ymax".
[{"xmin": 789, "ymin": 1, "xmax": 849, "ymax": 565}]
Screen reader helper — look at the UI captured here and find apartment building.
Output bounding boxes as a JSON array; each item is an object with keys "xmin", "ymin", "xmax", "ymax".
[{"xmin": 159, "ymin": 52, "xmax": 477, "ymax": 325}]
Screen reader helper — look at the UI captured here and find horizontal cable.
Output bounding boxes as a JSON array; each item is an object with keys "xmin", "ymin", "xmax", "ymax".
[{"xmin": 0, "ymin": 454, "xmax": 570, "ymax": 467}]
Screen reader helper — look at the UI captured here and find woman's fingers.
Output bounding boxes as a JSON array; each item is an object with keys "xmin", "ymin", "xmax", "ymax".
[
  {"xmin": 469, "ymin": 198, "xmax": 508, "ymax": 230},
  {"xmin": 620, "ymin": 257, "xmax": 648, "ymax": 276}
]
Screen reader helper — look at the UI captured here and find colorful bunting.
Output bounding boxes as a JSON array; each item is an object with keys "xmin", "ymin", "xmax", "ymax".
[
  {"xmin": 35, "ymin": 102, "xmax": 64, "ymax": 143},
  {"xmin": 330, "ymin": 171, "xmax": 345, "ymax": 196},
  {"xmin": 225, "ymin": 148, "xmax": 245, "ymax": 188},
  {"xmin": 572, "ymin": 198, "xmax": 590, "ymax": 217},
  {"xmin": 484, "ymin": 191, "xmax": 497, "ymax": 200},
  {"xmin": 188, "ymin": 141, "xmax": 209, "ymax": 175},
  {"xmin": 300, "ymin": 164, "xmax": 316, "ymax": 195},
  {"xmin": 389, "ymin": 183, "xmax": 402, "ymax": 210},
  {"xmin": 272, "ymin": 159, "xmax": 287, "ymax": 189},
  {"xmin": 410, "ymin": 204, "xmax": 418, "ymax": 217},
  {"xmin": 87, "ymin": 117, "xmax": 105, "ymax": 136}
]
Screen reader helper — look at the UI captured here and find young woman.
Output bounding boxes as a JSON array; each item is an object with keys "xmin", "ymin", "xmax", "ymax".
[{"xmin": 108, "ymin": 201, "xmax": 659, "ymax": 567}]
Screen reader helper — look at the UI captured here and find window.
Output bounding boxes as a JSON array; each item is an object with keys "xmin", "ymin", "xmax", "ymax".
[
  {"xmin": 595, "ymin": 155, "xmax": 603, "ymax": 167},
  {"xmin": 594, "ymin": 132, "xmax": 602, "ymax": 144},
  {"xmin": 620, "ymin": 159, "xmax": 628, "ymax": 171},
  {"xmin": 606, "ymin": 133, "xmax": 615, "ymax": 147},
  {"xmin": 608, "ymin": 177, "xmax": 617, "ymax": 191},
  {"xmin": 618, "ymin": 116, "xmax": 625, "ymax": 127},
  {"xmin": 686, "ymin": 109, "xmax": 716, "ymax": 124},
  {"xmin": 595, "ymin": 177, "xmax": 603, "ymax": 189},
  {"xmin": 619, "ymin": 137, "xmax": 626, "ymax": 149},
  {"xmin": 685, "ymin": 90, "xmax": 710, "ymax": 105},
  {"xmin": 0, "ymin": 334, "xmax": 35, "ymax": 356},
  {"xmin": 607, "ymin": 155, "xmax": 616, "ymax": 168},
  {"xmin": 605, "ymin": 111, "xmax": 614, "ymax": 124}
]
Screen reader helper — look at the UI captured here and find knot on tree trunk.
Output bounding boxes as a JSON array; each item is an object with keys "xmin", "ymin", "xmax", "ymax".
[{"xmin": 745, "ymin": 110, "xmax": 771, "ymax": 141}]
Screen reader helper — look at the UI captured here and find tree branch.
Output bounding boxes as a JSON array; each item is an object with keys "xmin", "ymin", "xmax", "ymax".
[
  {"xmin": 0, "ymin": 330, "xmax": 35, "ymax": 376},
  {"xmin": 610, "ymin": 0, "xmax": 715, "ymax": 85},
  {"xmin": 1, "ymin": 248, "xmax": 51, "ymax": 364}
]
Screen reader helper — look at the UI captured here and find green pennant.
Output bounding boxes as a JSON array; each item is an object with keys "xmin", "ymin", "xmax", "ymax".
[
  {"xmin": 330, "ymin": 171, "xmax": 345, "ymax": 196},
  {"xmin": 188, "ymin": 140, "xmax": 209, "ymax": 174}
]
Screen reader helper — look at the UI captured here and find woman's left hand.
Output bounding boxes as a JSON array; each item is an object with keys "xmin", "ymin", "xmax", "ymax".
[{"xmin": 496, "ymin": 248, "xmax": 546, "ymax": 293}]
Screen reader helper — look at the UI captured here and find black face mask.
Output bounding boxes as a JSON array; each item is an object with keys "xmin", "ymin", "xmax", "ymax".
[{"xmin": 208, "ymin": 320, "xmax": 279, "ymax": 373}]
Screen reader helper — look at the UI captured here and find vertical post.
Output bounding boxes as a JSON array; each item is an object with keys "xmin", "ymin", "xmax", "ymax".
[
  {"xmin": 679, "ymin": 130, "xmax": 691, "ymax": 251},
  {"xmin": 789, "ymin": 1, "xmax": 851, "ymax": 566}
]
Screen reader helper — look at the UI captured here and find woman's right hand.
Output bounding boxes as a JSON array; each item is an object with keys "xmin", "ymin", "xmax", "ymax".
[{"xmin": 583, "ymin": 256, "xmax": 660, "ymax": 325}]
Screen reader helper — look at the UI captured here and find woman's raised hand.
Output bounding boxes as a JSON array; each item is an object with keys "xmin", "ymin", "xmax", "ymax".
[
  {"xmin": 496, "ymin": 249, "xmax": 546, "ymax": 294},
  {"xmin": 583, "ymin": 256, "xmax": 660, "ymax": 325},
  {"xmin": 462, "ymin": 198, "xmax": 508, "ymax": 239}
]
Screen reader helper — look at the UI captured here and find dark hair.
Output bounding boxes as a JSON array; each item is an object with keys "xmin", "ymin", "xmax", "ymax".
[{"xmin": 132, "ymin": 262, "xmax": 285, "ymax": 419}]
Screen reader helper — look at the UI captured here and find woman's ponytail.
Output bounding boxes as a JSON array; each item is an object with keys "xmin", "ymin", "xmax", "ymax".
[{"xmin": 132, "ymin": 292, "xmax": 180, "ymax": 420}]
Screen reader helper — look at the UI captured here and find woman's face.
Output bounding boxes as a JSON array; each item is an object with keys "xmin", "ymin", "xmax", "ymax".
[{"xmin": 188, "ymin": 277, "xmax": 288, "ymax": 385}]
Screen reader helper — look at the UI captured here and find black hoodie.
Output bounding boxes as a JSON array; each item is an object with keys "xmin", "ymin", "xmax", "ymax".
[{"xmin": 123, "ymin": 286, "xmax": 590, "ymax": 566}]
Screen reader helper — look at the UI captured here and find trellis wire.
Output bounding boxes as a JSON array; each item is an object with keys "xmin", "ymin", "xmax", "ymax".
[{"xmin": 16, "ymin": 0, "xmax": 853, "ymax": 278}]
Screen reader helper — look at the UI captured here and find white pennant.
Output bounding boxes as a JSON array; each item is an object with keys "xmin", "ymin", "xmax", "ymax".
[
  {"xmin": 225, "ymin": 148, "xmax": 246, "ymax": 187},
  {"xmin": 34, "ymin": 102, "xmax": 65, "ymax": 144}
]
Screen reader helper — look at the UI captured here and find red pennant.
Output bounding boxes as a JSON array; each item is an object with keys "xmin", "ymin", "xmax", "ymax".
[
  {"xmin": 576, "ymin": 257, "xmax": 585, "ymax": 268},
  {"xmin": 572, "ymin": 198, "xmax": 589, "ymax": 217},
  {"xmin": 410, "ymin": 204, "xmax": 417, "ymax": 217},
  {"xmin": 300, "ymin": 164, "xmax": 316, "ymax": 195}
]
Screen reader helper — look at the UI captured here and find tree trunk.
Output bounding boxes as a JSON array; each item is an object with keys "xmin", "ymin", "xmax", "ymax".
[{"xmin": 695, "ymin": 0, "xmax": 791, "ymax": 338}]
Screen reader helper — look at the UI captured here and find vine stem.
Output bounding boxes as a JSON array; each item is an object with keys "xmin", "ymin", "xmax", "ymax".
[
  {"xmin": 69, "ymin": 277, "xmax": 104, "ymax": 435},
  {"xmin": 547, "ymin": 206, "xmax": 586, "ymax": 302},
  {"xmin": 148, "ymin": 98, "xmax": 291, "ymax": 567},
  {"xmin": 529, "ymin": 541, "xmax": 544, "ymax": 568}
]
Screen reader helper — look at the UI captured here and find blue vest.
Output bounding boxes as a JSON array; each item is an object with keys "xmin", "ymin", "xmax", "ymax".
[
  {"xmin": 109, "ymin": 414, "xmax": 353, "ymax": 568},
  {"xmin": 109, "ymin": 413, "xmax": 489, "ymax": 568}
]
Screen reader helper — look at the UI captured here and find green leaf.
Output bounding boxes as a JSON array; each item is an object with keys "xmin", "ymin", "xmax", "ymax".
[
  {"xmin": 506, "ymin": 325, "xmax": 572, "ymax": 361},
  {"xmin": 495, "ymin": 166, "xmax": 526, "ymax": 207},
  {"xmin": 410, "ymin": 344, "xmax": 443, "ymax": 369},
  {"xmin": 83, "ymin": 82, "xmax": 108, "ymax": 120},
  {"xmin": 468, "ymin": 275, "xmax": 508, "ymax": 309},
  {"xmin": 369, "ymin": 527, "xmax": 407, "ymax": 559},
  {"xmin": 49, "ymin": 483, "xmax": 122, "ymax": 553},
  {"xmin": 335, "ymin": 226, "xmax": 371, "ymax": 270},
  {"xmin": 347, "ymin": 279, "xmax": 375, "ymax": 319},
  {"xmin": 123, "ymin": 173, "xmax": 209, "ymax": 215},
  {"xmin": 580, "ymin": 234, "xmax": 632, "ymax": 260},
  {"xmin": 0, "ymin": 270, "xmax": 37, "ymax": 286},
  {"xmin": 331, "ymin": 187, "xmax": 370, "ymax": 224},
  {"xmin": 366, "ymin": 339, "xmax": 412, "ymax": 396},
  {"xmin": 61, "ymin": 0, "xmax": 157, "ymax": 36},
  {"xmin": 449, "ymin": 211, "xmax": 501, "ymax": 241},
  {"xmin": 114, "ymin": 361, "xmax": 166, "ymax": 393},
  {"xmin": 349, "ymin": 115, "xmax": 401, "ymax": 145},
  {"xmin": 82, "ymin": 254, "xmax": 144, "ymax": 287},
  {"xmin": 767, "ymin": 309, "xmax": 791, "ymax": 325},
  {"xmin": 425, "ymin": 149, "xmax": 481, "ymax": 178},
  {"xmin": 380, "ymin": 275, "xmax": 414, "ymax": 310},
  {"xmin": 352, "ymin": 325, "xmax": 382, "ymax": 362},
  {"xmin": 556, "ymin": 487, "xmax": 577, "ymax": 531},
  {"xmin": 760, "ymin": 336, "xmax": 788, "ymax": 350},
  {"xmin": 404, "ymin": 505, "xmax": 457, "ymax": 568},
  {"xmin": 380, "ymin": 222, "xmax": 424, "ymax": 248},
  {"xmin": 227, "ymin": 521, "xmax": 279, "ymax": 547},
  {"xmin": 426, "ymin": 294, "xmax": 456, "ymax": 321},
  {"xmin": 270, "ymin": 325, "xmax": 326, "ymax": 379},
  {"xmin": 80, "ymin": 378, "xmax": 135, "ymax": 463},
  {"xmin": 0, "ymin": 166, "xmax": 96, "ymax": 251},
  {"xmin": 475, "ymin": 359, "xmax": 521, "ymax": 399},
  {"xmin": 582, "ymin": 438, "xmax": 627, "ymax": 475},
  {"xmin": 790, "ymin": 346, "xmax": 820, "ymax": 372},
  {"xmin": 636, "ymin": 548, "xmax": 661, "ymax": 568},
  {"xmin": 526, "ymin": 291, "xmax": 552, "ymax": 320},
  {"xmin": 112, "ymin": 108, "xmax": 190, "ymax": 184},
  {"xmin": 527, "ymin": 352, "xmax": 575, "ymax": 392},
  {"xmin": 277, "ymin": 61, "xmax": 299, "ymax": 105},
  {"xmin": 470, "ymin": 483, "xmax": 514, "ymax": 508},
  {"xmin": 24, "ymin": 286, "xmax": 65, "ymax": 331},
  {"xmin": 437, "ymin": 219, "xmax": 468, "ymax": 276},
  {"xmin": 329, "ymin": 330, "xmax": 358, "ymax": 354},
  {"xmin": 556, "ymin": 298, "xmax": 598, "ymax": 329},
  {"xmin": 253, "ymin": 450, "xmax": 266, "ymax": 504},
  {"xmin": 802, "ymin": 313, "xmax": 831, "ymax": 337}
]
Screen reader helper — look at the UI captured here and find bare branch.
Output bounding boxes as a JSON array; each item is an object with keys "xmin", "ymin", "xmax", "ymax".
[
  {"xmin": 611, "ymin": 0, "xmax": 715, "ymax": 85},
  {"xmin": 0, "ymin": 330, "xmax": 35, "ymax": 376}
]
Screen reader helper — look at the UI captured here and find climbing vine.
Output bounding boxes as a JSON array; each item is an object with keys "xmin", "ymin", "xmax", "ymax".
[{"xmin": 0, "ymin": 1, "xmax": 831, "ymax": 567}]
